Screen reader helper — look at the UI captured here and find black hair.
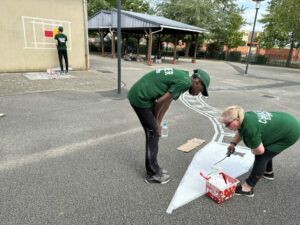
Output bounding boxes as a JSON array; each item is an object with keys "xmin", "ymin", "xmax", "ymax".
[
  {"xmin": 192, "ymin": 74, "xmax": 198, "ymax": 79},
  {"xmin": 192, "ymin": 69, "xmax": 200, "ymax": 79},
  {"xmin": 58, "ymin": 26, "xmax": 63, "ymax": 32}
]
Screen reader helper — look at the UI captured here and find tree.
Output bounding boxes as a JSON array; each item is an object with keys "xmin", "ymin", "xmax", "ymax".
[
  {"xmin": 87, "ymin": 0, "xmax": 111, "ymax": 17},
  {"xmin": 88, "ymin": 0, "xmax": 150, "ymax": 17},
  {"xmin": 156, "ymin": 0, "xmax": 245, "ymax": 54},
  {"xmin": 121, "ymin": 0, "xmax": 150, "ymax": 12},
  {"xmin": 209, "ymin": 9, "xmax": 245, "ymax": 53},
  {"xmin": 259, "ymin": 0, "xmax": 300, "ymax": 67}
]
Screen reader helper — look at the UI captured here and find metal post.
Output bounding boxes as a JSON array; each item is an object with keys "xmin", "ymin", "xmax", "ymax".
[
  {"xmin": 117, "ymin": 0, "xmax": 122, "ymax": 93},
  {"xmin": 245, "ymin": 1, "xmax": 261, "ymax": 74},
  {"xmin": 83, "ymin": 0, "xmax": 89, "ymax": 70}
]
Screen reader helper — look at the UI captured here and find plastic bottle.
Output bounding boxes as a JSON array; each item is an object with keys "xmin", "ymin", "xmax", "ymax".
[{"xmin": 161, "ymin": 121, "xmax": 168, "ymax": 138}]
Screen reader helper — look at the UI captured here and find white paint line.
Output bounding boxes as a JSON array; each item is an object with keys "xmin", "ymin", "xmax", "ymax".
[
  {"xmin": 167, "ymin": 92, "xmax": 238, "ymax": 213},
  {"xmin": 22, "ymin": 16, "xmax": 71, "ymax": 50},
  {"xmin": 68, "ymin": 22, "xmax": 72, "ymax": 51},
  {"xmin": 22, "ymin": 16, "xmax": 71, "ymax": 24},
  {"xmin": 30, "ymin": 21, "xmax": 63, "ymax": 26},
  {"xmin": 0, "ymin": 127, "xmax": 142, "ymax": 171},
  {"xmin": 180, "ymin": 93, "xmax": 221, "ymax": 142},
  {"xmin": 30, "ymin": 42, "xmax": 55, "ymax": 45},
  {"xmin": 22, "ymin": 16, "xmax": 27, "ymax": 48},
  {"xmin": 24, "ymin": 47, "xmax": 57, "ymax": 50},
  {"xmin": 32, "ymin": 20, "xmax": 37, "ymax": 48}
]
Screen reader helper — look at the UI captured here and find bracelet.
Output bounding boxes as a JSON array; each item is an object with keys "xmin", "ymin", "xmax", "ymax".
[{"xmin": 230, "ymin": 142, "xmax": 237, "ymax": 146}]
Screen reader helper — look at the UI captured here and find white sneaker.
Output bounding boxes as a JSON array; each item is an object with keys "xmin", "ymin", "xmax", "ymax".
[{"xmin": 145, "ymin": 173, "xmax": 170, "ymax": 184}]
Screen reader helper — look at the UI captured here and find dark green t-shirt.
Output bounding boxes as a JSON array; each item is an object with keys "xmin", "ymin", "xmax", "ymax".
[
  {"xmin": 239, "ymin": 111, "xmax": 300, "ymax": 153},
  {"xmin": 128, "ymin": 68, "xmax": 191, "ymax": 108},
  {"xmin": 54, "ymin": 33, "xmax": 68, "ymax": 50}
]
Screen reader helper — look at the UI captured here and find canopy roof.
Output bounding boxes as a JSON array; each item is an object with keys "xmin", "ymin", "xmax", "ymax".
[{"xmin": 88, "ymin": 9, "xmax": 207, "ymax": 34}]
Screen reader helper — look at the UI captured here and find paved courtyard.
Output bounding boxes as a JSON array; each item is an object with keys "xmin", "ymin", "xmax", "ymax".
[{"xmin": 0, "ymin": 55, "xmax": 299, "ymax": 225}]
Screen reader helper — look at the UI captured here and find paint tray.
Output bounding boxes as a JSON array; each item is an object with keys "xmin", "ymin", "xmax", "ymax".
[{"xmin": 200, "ymin": 171, "xmax": 239, "ymax": 204}]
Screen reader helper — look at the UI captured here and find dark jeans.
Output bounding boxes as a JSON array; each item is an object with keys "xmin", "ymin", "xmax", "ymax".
[
  {"xmin": 58, "ymin": 49, "xmax": 68, "ymax": 72},
  {"xmin": 246, "ymin": 149, "xmax": 279, "ymax": 187},
  {"xmin": 131, "ymin": 105, "xmax": 160, "ymax": 176}
]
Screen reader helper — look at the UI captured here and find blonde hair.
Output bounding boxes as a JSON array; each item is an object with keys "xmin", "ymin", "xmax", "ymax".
[{"xmin": 219, "ymin": 105, "xmax": 245, "ymax": 123}]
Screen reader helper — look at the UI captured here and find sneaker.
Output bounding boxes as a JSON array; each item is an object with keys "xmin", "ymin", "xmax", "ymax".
[
  {"xmin": 235, "ymin": 185, "xmax": 254, "ymax": 197},
  {"xmin": 60, "ymin": 71, "xmax": 64, "ymax": 75},
  {"xmin": 160, "ymin": 168, "xmax": 169, "ymax": 175},
  {"xmin": 263, "ymin": 172, "xmax": 274, "ymax": 180},
  {"xmin": 0, "ymin": 113, "xmax": 5, "ymax": 118},
  {"xmin": 145, "ymin": 173, "xmax": 170, "ymax": 184}
]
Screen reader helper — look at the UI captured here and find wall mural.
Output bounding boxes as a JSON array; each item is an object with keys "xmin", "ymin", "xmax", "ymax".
[{"xmin": 21, "ymin": 16, "xmax": 71, "ymax": 50}]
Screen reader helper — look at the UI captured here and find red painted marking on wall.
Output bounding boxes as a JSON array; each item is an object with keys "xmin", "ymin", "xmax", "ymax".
[{"xmin": 44, "ymin": 30, "xmax": 53, "ymax": 38}]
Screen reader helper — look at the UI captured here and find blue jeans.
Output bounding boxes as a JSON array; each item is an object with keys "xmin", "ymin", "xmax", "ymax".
[
  {"xmin": 246, "ymin": 149, "xmax": 279, "ymax": 187},
  {"xmin": 131, "ymin": 105, "xmax": 160, "ymax": 176}
]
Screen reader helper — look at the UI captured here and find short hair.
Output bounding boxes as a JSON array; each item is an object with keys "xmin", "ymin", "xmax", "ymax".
[{"xmin": 58, "ymin": 26, "xmax": 63, "ymax": 32}]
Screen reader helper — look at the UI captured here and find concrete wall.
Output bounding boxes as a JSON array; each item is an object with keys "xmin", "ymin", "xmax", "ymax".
[{"xmin": 0, "ymin": 0, "xmax": 87, "ymax": 73}]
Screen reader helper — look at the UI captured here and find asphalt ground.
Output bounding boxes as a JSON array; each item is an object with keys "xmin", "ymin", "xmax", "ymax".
[{"xmin": 0, "ymin": 55, "xmax": 299, "ymax": 225}]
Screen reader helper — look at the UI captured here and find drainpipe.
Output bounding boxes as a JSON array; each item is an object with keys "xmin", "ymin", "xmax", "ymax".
[
  {"xmin": 83, "ymin": 0, "xmax": 89, "ymax": 70},
  {"xmin": 152, "ymin": 26, "xmax": 164, "ymax": 34}
]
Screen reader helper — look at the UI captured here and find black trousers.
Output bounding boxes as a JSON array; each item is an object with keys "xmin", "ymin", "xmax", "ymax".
[
  {"xmin": 131, "ymin": 105, "xmax": 160, "ymax": 176},
  {"xmin": 246, "ymin": 149, "xmax": 279, "ymax": 187},
  {"xmin": 58, "ymin": 49, "xmax": 68, "ymax": 72}
]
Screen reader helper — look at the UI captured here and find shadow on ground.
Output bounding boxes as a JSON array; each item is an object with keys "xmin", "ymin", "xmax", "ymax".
[{"xmin": 96, "ymin": 88, "xmax": 129, "ymax": 100}]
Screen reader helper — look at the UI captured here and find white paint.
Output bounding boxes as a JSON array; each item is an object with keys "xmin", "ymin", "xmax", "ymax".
[
  {"xmin": 0, "ymin": 127, "xmax": 142, "ymax": 171},
  {"xmin": 68, "ymin": 22, "xmax": 72, "ymax": 51},
  {"xmin": 32, "ymin": 20, "xmax": 37, "ymax": 48},
  {"xmin": 166, "ymin": 92, "xmax": 254, "ymax": 213},
  {"xmin": 23, "ymin": 16, "xmax": 71, "ymax": 23},
  {"xmin": 23, "ymin": 72, "xmax": 73, "ymax": 80},
  {"xmin": 30, "ymin": 42, "xmax": 57, "ymax": 45},
  {"xmin": 22, "ymin": 16, "xmax": 27, "ymax": 48},
  {"xmin": 22, "ymin": 16, "xmax": 71, "ymax": 50}
]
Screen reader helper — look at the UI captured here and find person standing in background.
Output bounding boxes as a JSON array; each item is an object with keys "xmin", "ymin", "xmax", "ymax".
[{"xmin": 54, "ymin": 26, "xmax": 68, "ymax": 74}]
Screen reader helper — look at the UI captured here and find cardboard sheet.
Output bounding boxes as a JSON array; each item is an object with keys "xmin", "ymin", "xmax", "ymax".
[{"xmin": 177, "ymin": 138, "xmax": 205, "ymax": 152}]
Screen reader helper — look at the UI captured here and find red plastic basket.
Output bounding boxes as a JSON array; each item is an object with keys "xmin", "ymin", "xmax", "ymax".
[{"xmin": 200, "ymin": 171, "xmax": 239, "ymax": 204}]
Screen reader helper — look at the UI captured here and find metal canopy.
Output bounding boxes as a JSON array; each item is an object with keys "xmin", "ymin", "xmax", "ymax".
[{"xmin": 88, "ymin": 9, "xmax": 207, "ymax": 34}]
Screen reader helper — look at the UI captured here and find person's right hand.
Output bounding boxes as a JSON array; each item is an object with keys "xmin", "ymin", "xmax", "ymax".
[
  {"xmin": 156, "ymin": 121, "xmax": 161, "ymax": 137},
  {"xmin": 227, "ymin": 143, "xmax": 236, "ymax": 156}
]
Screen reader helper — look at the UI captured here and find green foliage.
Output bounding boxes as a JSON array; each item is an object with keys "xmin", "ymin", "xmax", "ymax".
[
  {"xmin": 87, "ymin": 0, "xmax": 111, "ymax": 17},
  {"xmin": 226, "ymin": 51, "xmax": 241, "ymax": 62},
  {"xmin": 88, "ymin": 0, "xmax": 150, "ymax": 17},
  {"xmin": 206, "ymin": 42, "xmax": 225, "ymax": 60},
  {"xmin": 156, "ymin": 0, "xmax": 245, "ymax": 50},
  {"xmin": 196, "ymin": 51, "xmax": 207, "ymax": 59},
  {"xmin": 258, "ymin": 0, "xmax": 300, "ymax": 66},
  {"xmin": 259, "ymin": 0, "xmax": 300, "ymax": 48},
  {"xmin": 255, "ymin": 55, "xmax": 268, "ymax": 65},
  {"xmin": 121, "ymin": 0, "xmax": 150, "ymax": 12}
]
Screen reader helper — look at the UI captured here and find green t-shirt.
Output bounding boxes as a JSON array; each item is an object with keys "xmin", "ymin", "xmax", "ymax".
[
  {"xmin": 239, "ymin": 111, "xmax": 300, "ymax": 153},
  {"xmin": 54, "ymin": 33, "xmax": 68, "ymax": 50},
  {"xmin": 128, "ymin": 68, "xmax": 191, "ymax": 108}
]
